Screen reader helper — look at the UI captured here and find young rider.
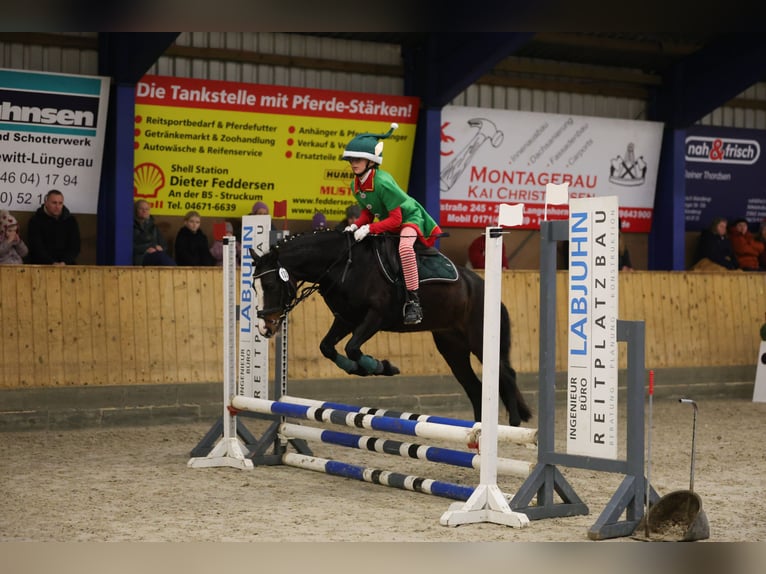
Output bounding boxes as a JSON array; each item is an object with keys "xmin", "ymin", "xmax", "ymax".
[{"xmin": 341, "ymin": 123, "xmax": 442, "ymax": 325}]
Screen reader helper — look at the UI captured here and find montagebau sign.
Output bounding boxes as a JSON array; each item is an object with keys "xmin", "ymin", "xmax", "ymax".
[{"xmin": 439, "ymin": 106, "xmax": 663, "ymax": 232}]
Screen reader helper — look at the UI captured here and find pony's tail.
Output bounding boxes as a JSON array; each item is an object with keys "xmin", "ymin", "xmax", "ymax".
[{"xmin": 499, "ymin": 304, "xmax": 533, "ymax": 424}]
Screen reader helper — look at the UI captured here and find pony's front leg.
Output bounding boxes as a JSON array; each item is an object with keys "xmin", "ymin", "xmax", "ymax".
[
  {"xmin": 319, "ymin": 316, "xmax": 361, "ymax": 374},
  {"xmin": 344, "ymin": 313, "xmax": 400, "ymax": 377}
]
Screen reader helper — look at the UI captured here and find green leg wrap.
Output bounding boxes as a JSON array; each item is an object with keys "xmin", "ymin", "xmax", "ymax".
[
  {"xmin": 358, "ymin": 354, "xmax": 380, "ymax": 375},
  {"xmin": 334, "ymin": 354, "xmax": 358, "ymax": 373}
]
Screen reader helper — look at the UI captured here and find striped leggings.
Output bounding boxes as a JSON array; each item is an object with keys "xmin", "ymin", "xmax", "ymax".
[{"xmin": 398, "ymin": 226, "xmax": 419, "ymax": 291}]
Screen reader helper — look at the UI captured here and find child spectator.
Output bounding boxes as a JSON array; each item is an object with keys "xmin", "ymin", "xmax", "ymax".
[
  {"xmin": 312, "ymin": 211, "xmax": 327, "ymax": 231},
  {"xmin": 0, "ymin": 211, "xmax": 29, "ymax": 265},
  {"xmin": 175, "ymin": 211, "xmax": 215, "ymax": 266},
  {"xmin": 210, "ymin": 221, "xmax": 241, "ymax": 266}
]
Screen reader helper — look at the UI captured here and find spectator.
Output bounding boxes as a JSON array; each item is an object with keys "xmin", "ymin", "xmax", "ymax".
[
  {"xmin": 692, "ymin": 217, "xmax": 739, "ymax": 271},
  {"xmin": 133, "ymin": 200, "xmax": 176, "ymax": 266},
  {"xmin": 210, "ymin": 221, "xmax": 242, "ymax": 266},
  {"xmin": 312, "ymin": 211, "xmax": 327, "ymax": 231},
  {"xmin": 729, "ymin": 217, "xmax": 764, "ymax": 271},
  {"xmin": 618, "ymin": 218, "xmax": 633, "ymax": 271},
  {"xmin": 467, "ymin": 233, "xmax": 509, "ymax": 270},
  {"xmin": 251, "ymin": 201, "xmax": 269, "ymax": 215},
  {"xmin": 26, "ymin": 189, "xmax": 80, "ymax": 265},
  {"xmin": 250, "ymin": 200, "xmax": 279, "ymax": 232},
  {"xmin": 335, "ymin": 204, "xmax": 361, "ymax": 231},
  {"xmin": 174, "ymin": 211, "xmax": 215, "ymax": 266},
  {"xmin": 0, "ymin": 210, "xmax": 28, "ymax": 265}
]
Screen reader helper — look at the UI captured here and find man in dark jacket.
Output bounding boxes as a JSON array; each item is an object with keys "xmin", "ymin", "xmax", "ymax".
[{"xmin": 26, "ymin": 189, "xmax": 80, "ymax": 265}]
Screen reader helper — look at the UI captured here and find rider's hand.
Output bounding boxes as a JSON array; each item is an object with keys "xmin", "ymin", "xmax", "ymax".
[
  {"xmin": 353, "ymin": 224, "xmax": 370, "ymax": 242},
  {"xmin": 344, "ymin": 223, "xmax": 358, "ymax": 233}
]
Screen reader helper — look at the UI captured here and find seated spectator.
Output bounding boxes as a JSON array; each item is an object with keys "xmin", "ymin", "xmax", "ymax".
[
  {"xmin": 692, "ymin": 217, "xmax": 739, "ymax": 271},
  {"xmin": 729, "ymin": 217, "xmax": 764, "ymax": 271},
  {"xmin": 26, "ymin": 189, "xmax": 80, "ymax": 265},
  {"xmin": 312, "ymin": 211, "xmax": 327, "ymax": 231},
  {"xmin": 175, "ymin": 211, "xmax": 215, "ymax": 266},
  {"xmin": 0, "ymin": 211, "xmax": 29, "ymax": 265},
  {"xmin": 335, "ymin": 204, "xmax": 361, "ymax": 231},
  {"xmin": 618, "ymin": 218, "xmax": 633, "ymax": 271},
  {"xmin": 133, "ymin": 200, "xmax": 176, "ymax": 266},
  {"xmin": 250, "ymin": 200, "xmax": 279, "ymax": 232},
  {"xmin": 251, "ymin": 201, "xmax": 269, "ymax": 215},
  {"xmin": 466, "ymin": 233, "xmax": 509, "ymax": 270},
  {"xmin": 210, "ymin": 221, "xmax": 241, "ymax": 266}
]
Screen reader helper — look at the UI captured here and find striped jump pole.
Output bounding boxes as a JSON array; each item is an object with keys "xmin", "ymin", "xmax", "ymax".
[
  {"xmin": 283, "ymin": 453, "xmax": 476, "ymax": 502},
  {"xmin": 280, "ymin": 423, "xmax": 533, "ymax": 478},
  {"xmin": 232, "ymin": 396, "xmax": 537, "ymax": 447},
  {"xmin": 281, "ymin": 394, "xmax": 538, "ymax": 444}
]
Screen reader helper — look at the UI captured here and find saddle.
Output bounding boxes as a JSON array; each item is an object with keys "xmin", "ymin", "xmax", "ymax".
[{"xmin": 372, "ymin": 235, "xmax": 459, "ymax": 286}]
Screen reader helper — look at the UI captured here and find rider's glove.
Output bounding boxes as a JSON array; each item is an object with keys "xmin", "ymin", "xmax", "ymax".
[
  {"xmin": 353, "ymin": 224, "xmax": 370, "ymax": 242},
  {"xmin": 344, "ymin": 223, "xmax": 358, "ymax": 233}
]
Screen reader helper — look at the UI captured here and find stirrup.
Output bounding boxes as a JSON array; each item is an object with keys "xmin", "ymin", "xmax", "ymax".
[{"xmin": 403, "ymin": 301, "xmax": 423, "ymax": 325}]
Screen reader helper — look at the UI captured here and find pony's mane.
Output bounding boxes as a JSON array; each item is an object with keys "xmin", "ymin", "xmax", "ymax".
[{"xmin": 270, "ymin": 228, "xmax": 339, "ymax": 252}]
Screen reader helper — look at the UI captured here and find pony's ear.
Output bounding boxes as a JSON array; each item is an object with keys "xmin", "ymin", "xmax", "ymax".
[{"xmin": 248, "ymin": 248, "xmax": 260, "ymax": 265}]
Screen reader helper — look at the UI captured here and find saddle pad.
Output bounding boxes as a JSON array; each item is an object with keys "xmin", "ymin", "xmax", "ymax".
[
  {"xmin": 417, "ymin": 250, "xmax": 459, "ymax": 283},
  {"xmin": 374, "ymin": 244, "xmax": 459, "ymax": 284}
]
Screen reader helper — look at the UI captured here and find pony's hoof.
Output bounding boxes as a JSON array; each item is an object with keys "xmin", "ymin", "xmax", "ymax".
[
  {"xmin": 380, "ymin": 360, "xmax": 400, "ymax": 376},
  {"xmin": 349, "ymin": 365, "xmax": 370, "ymax": 377}
]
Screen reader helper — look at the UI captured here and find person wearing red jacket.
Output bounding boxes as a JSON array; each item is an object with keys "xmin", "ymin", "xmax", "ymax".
[
  {"xmin": 729, "ymin": 218, "xmax": 764, "ymax": 271},
  {"xmin": 467, "ymin": 233, "xmax": 509, "ymax": 270}
]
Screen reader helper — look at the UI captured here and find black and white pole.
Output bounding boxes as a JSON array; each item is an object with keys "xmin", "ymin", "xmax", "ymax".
[
  {"xmin": 440, "ymin": 216, "xmax": 529, "ymax": 529},
  {"xmin": 188, "ymin": 236, "xmax": 253, "ymax": 469}
]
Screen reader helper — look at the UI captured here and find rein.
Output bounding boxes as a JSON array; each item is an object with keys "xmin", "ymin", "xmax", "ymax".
[{"xmin": 256, "ymin": 234, "xmax": 356, "ymax": 319}]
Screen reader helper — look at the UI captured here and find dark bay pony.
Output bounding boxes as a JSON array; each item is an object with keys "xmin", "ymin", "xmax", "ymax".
[{"xmin": 249, "ymin": 229, "xmax": 532, "ymax": 427}]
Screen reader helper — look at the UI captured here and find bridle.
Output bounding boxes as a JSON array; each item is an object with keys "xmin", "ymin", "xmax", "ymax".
[
  {"xmin": 253, "ymin": 266, "xmax": 314, "ymax": 321},
  {"xmin": 253, "ymin": 233, "xmax": 355, "ymax": 322}
]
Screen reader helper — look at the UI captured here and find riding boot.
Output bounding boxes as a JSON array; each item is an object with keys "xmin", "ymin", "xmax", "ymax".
[{"xmin": 403, "ymin": 289, "xmax": 423, "ymax": 325}]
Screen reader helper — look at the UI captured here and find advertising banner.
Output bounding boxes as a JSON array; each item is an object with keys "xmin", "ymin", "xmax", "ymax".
[
  {"xmin": 567, "ymin": 195, "xmax": 619, "ymax": 460},
  {"xmin": 0, "ymin": 68, "xmax": 111, "ymax": 214},
  {"xmin": 439, "ymin": 106, "xmax": 663, "ymax": 232},
  {"xmin": 684, "ymin": 125, "xmax": 766, "ymax": 231},
  {"xmin": 133, "ymin": 75, "xmax": 419, "ymax": 223},
  {"xmin": 238, "ymin": 214, "xmax": 271, "ymax": 400}
]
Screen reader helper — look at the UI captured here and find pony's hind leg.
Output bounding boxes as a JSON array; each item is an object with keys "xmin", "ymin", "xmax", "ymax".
[{"xmin": 432, "ymin": 332, "xmax": 483, "ymax": 422}]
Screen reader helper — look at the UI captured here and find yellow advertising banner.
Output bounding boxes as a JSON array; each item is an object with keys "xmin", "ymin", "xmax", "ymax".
[{"xmin": 134, "ymin": 75, "xmax": 420, "ymax": 224}]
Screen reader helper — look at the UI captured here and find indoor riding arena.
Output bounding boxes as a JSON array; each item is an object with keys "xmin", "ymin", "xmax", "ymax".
[
  {"xmin": 1, "ymin": 32, "xmax": 766, "ymax": 558},
  {"xmin": 1, "ymin": 264, "xmax": 764, "ymax": 543}
]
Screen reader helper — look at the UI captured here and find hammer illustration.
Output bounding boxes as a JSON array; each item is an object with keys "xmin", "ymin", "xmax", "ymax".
[{"xmin": 440, "ymin": 118, "xmax": 504, "ymax": 192}]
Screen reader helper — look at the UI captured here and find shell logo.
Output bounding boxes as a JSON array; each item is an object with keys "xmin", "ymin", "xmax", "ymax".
[{"xmin": 134, "ymin": 163, "xmax": 166, "ymax": 198}]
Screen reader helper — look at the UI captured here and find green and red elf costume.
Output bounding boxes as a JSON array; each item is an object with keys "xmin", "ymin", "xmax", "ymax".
[{"xmin": 341, "ymin": 123, "xmax": 442, "ymax": 325}]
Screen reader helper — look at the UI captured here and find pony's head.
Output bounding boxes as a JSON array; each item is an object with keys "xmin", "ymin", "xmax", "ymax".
[{"xmin": 249, "ymin": 248, "xmax": 296, "ymax": 338}]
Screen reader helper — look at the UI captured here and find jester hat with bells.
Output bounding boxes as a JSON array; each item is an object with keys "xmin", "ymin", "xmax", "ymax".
[{"xmin": 341, "ymin": 122, "xmax": 399, "ymax": 165}]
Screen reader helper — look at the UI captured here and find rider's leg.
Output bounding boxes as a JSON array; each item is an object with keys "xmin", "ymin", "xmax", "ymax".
[{"xmin": 399, "ymin": 226, "xmax": 422, "ymax": 325}]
